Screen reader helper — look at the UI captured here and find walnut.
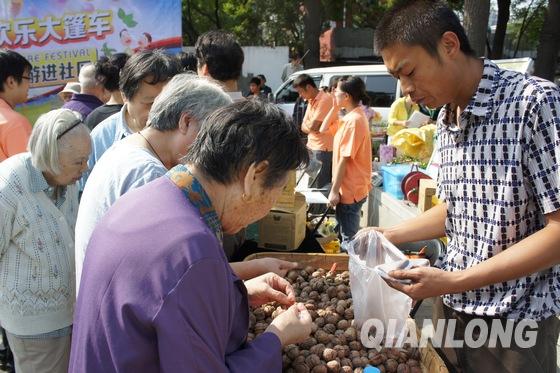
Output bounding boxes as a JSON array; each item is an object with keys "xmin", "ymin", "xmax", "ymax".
[
  {"xmin": 336, "ymin": 305, "xmax": 346, "ymax": 315},
  {"xmin": 337, "ymin": 319, "xmax": 349, "ymax": 330},
  {"xmin": 249, "ymin": 312, "xmax": 256, "ymax": 329},
  {"xmin": 352, "ymin": 355, "xmax": 365, "ymax": 368},
  {"xmin": 253, "ymin": 308, "xmax": 265, "ymax": 321},
  {"xmin": 309, "ymin": 343, "xmax": 326, "ymax": 357},
  {"xmin": 315, "ymin": 330, "xmax": 331, "ymax": 344},
  {"xmin": 326, "ymin": 360, "xmax": 341, "ymax": 373},
  {"xmin": 348, "ymin": 341, "xmax": 362, "ymax": 351},
  {"xmin": 254, "ymin": 322, "xmax": 268, "ymax": 335},
  {"xmin": 385, "ymin": 358, "xmax": 399, "ymax": 373},
  {"xmin": 323, "ymin": 323, "xmax": 336, "ymax": 334},
  {"xmin": 344, "ymin": 327, "xmax": 357, "ymax": 342},
  {"xmin": 325, "ymin": 313, "xmax": 340, "ymax": 325},
  {"xmin": 294, "ymin": 363, "xmax": 311, "ymax": 373},
  {"xmin": 397, "ymin": 363, "xmax": 410, "ymax": 373},
  {"xmin": 327, "ymin": 286, "xmax": 338, "ymax": 298},
  {"xmin": 322, "ymin": 348, "xmax": 337, "ymax": 362},
  {"xmin": 306, "ymin": 354, "xmax": 322, "ymax": 368},
  {"xmin": 300, "ymin": 337, "xmax": 318, "ymax": 350},
  {"xmin": 287, "ymin": 270, "xmax": 299, "ymax": 282},
  {"xmin": 312, "ymin": 364, "xmax": 328, "ymax": 373},
  {"xmin": 286, "ymin": 345, "xmax": 300, "ymax": 360}
]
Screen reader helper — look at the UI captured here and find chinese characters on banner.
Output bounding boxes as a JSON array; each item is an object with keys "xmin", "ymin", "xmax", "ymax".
[
  {"xmin": 0, "ymin": 0, "xmax": 181, "ymax": 122},
  {"xmin": 3, "ymin": 10, "xmax": 113, "ymax": 87}
]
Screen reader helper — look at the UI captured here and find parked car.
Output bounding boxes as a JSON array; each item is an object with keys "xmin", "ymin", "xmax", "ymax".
[{"xmin": 274, "ymin": 57, "xmax": 533, "ymax": 120}]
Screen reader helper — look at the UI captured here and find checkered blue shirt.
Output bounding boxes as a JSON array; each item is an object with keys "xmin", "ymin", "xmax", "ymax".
[{"xmin": 437, "ymin": 59, "xmax": 560, "ymax": 321}]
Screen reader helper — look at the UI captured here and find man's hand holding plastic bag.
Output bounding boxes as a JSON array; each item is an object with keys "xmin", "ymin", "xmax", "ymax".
[
  {"xmin": 385, "ymin": 266, "xmax": 457, "ymax": 300},
  {"xmin": 355, "ymin": 227, "xmax": 454, "ymax": 301}
]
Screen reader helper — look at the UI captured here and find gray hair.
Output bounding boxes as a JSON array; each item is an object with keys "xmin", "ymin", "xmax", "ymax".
[
  {"xmin": 28, "ymin": 109, "xmax": 90, "ymax": 174},
  {"xmin": 147, "ymin": 73, "xmax": 232, "ymax": 131},
  {"xmin": 78, "ymin": 64, "xmax": 99, "ymax": 90}
]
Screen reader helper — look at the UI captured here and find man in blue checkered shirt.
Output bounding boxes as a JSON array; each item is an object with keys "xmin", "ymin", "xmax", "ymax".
[{"xmin": 361, "ymin": 1, "xmax": 560, "ymax": 371}]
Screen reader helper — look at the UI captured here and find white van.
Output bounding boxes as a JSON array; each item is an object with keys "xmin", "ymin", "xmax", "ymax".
[
  {"xmin": 274, "ymin": 58, "xmax": 533, "ymax": 119},
  {"xmin": 274, "ymin": 64, "xmax": 399, "ymax": 119}
]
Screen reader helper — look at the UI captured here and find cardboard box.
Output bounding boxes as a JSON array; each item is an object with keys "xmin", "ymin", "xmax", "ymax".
[
  {"xmin": 273, "ymin": 192, "xmax": 305, "ymax": 213},
  {"xmin": 418, "ymin": 179, "xmax": 437, "ymax": 213},
  {"xmin": 258, "ymin": 194, "xmax": 307, "ymax": 251},
  {"xmin": 273, "ymin": 170, "xmax": 297, "ymax": 209}
]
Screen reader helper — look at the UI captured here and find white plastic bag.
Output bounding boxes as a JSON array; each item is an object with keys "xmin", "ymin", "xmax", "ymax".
[{"xmin": 346, "ymin": 230, "xmax": 412, "ymax": 342}]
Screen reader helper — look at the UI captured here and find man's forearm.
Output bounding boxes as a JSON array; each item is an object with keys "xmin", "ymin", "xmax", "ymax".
[
  {"xmin": 331, "ymin": 158, "xmax": 347, "ymax": 192},
  {"xmin": 320, "ymin": 107, "xmax": 337, "ymax": 133},
  {"xmin": 383, "ymin": 202, "xmax": 447, "ymax": 244},
  {"xmin": 308, "ymin": 120, "xmax": 323, "ymax": 132},
  {"xmin": 301, "ymin": 122, "xmax": 311, "ymax": 134}
]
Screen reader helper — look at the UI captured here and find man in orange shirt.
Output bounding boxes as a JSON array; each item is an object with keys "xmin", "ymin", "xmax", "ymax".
[
  {"xmin": 0, "ymin": 50, "xmax": 32, "ymax": 162},
  {"xmin": 293, "ymin": 74, "xmax": 334, "ymax": 188}
]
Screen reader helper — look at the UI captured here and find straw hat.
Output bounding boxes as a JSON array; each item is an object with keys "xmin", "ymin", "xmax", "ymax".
[{"xmin": 58, "ymin": 82, "xmax": 81, "ymax": 98}]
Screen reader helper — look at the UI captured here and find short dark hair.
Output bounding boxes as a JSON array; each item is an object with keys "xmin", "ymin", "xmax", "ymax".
[
  {"xmin": 338, "ymin": 76, "xmax": 371, "ymax": 106},
  {"xmin": 374, "ymin": 0, "xmax": 475, "ymax": 58},
  {"xmin": 177, "ymin": 51, "xmax": 197, "ymax": 72},
  {"xmin": 257, "ymin": 74, "xmax": 266, "ymax": 83},
  {"xmin": 292, "ymin": 74, "xmax": 316, "ymax": 89},
  {"xmin": 95, "ymin": 53, "xmax": 129, "ymax": 92},
  {"xmin": 0, "ymin": 49, "xmax": 32, "ymax": 91},
  {"xmin": 195, "ymin": 30, "xmax": 244, "ymax": 82},
  {"xmin": 184, "ymin": 100, "xmax": 309, "ymax": 188},
  {"xmin": 119, "ymin": 49, "xmax": 180, "ymax": 100},
  {"xmin": 249, "ymin": 77, "xmax": 261, "ymax": 86}
]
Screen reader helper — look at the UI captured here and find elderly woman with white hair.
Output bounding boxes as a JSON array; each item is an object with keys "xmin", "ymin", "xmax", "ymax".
[{"xmin": 0, "ymin": 109, "xmax": 90, "ymax": 373}]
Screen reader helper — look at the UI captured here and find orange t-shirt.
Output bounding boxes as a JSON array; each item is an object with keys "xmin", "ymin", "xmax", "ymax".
[
  {"xmin": 302, "ymin": 91, "xmax": 334, "ymax": 151},
  {"xmin": 333, "ymin": 107, "xmax": 372, "ymax": 204},
  {"xmin": 0, "ymin": 99, "xmax": 32, "ymax": 162}
]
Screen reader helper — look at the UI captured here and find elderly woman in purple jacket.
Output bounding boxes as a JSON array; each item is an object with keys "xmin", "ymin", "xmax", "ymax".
[{"xmin": 69, "ymin": 100, "xmax": 313, "ymax": 372}]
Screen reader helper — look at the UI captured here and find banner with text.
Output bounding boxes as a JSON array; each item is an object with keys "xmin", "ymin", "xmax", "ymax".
[{"xmin": 0, "ymin": 0, "xmax": 182, "ymax": 123}]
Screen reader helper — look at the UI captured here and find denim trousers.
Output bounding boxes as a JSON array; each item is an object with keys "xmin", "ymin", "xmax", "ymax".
[{"xmin": 335, "ymin": 197, "xmax": 366, "ymax": 243}]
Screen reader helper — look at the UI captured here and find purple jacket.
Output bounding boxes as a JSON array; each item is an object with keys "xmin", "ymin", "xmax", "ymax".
[
  {"xmin": 62, "ymin": 94, "xmax": 103, "ymax": 120},
  {"xmin": 69, "ymin": 177, "xmax": 282, "ymax": 372}
]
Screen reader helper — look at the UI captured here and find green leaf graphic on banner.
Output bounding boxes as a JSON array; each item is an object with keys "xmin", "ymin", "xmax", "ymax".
[
  {"xmin": 102, "ymin": 43, "xmax": 116, "ymax": 57},
  {"xmin": 118, "ymin": 8, "xmax": 137, "ymax": 28}
]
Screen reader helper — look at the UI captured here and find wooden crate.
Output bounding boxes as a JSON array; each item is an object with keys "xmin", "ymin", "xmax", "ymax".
[{"xmin": 244, "ymin": 252, "xmax": 449, "ymax": 373}]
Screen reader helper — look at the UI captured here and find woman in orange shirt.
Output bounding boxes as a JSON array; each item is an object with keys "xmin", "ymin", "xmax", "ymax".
[{"xmin": 321, "ymin": 76, "xmax": 372, "ymax": 242}]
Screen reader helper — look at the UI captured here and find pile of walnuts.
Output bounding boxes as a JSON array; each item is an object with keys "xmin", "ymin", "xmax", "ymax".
[{"xmin": 248, "ymin": 266, "xmax": 422, "ymax": 373}]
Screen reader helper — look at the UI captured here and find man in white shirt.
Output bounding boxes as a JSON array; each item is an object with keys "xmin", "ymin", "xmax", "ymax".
[{"xmin": 74, "ymin": 74, "xmax": 232, "ymax": 291}]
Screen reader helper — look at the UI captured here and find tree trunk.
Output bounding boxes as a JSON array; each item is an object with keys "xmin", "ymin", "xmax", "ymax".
[
  {"xmin": 534, "ymin": 0, "xmax": 560, "ymax": 80},
  {"xmin": 491, "ymin": 0, "xmax": 511, "ymax": 59},
  {"xmin": 345, "ymin": 0, "xmax": 353, "ymax": 28},
  {"xmin": 463, "ymin": 0, "xmax": 491, "ymax": 57},
  {"xmin": 303, "ymin": 0, "xmax": 322, "ymax": 68}
]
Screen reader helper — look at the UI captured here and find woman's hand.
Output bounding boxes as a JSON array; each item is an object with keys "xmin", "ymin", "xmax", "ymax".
[
  {"xmin": 255, "ymin": 258, "xmax": 298, "ymax": 278},
  {"xmin": 384, "ymin": 266, "xmax": 460, "ymax": 300},
  {"xmin": 245, "ymin": 273, "xmax": 296, "ymax": 307},
  {"xmin": 265, "ymin": 303, "xmax": 312, "ymax": 346},
  {"xmin": 230, "ymin": 259, "xmax": 297, "ymax": 280}
]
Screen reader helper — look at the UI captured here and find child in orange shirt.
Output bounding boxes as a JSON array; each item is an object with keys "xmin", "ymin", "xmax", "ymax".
[{"xmin": 321, "ymin": 76, "xmax": 372, "ymax": 242}]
